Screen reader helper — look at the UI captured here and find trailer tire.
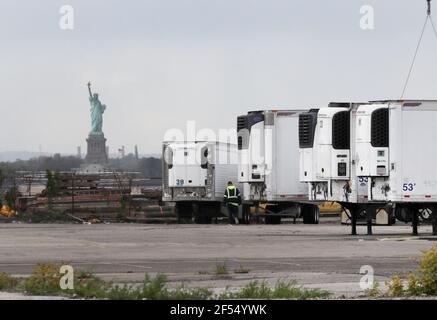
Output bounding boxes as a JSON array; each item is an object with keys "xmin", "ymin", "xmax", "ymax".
[
  {"xmin": 395, "ymin": 206, "xmax": 412, "ymax": 223},
  {"xmin": 302, "ymin": 205, "xmax": 319, "ymax": 224}
]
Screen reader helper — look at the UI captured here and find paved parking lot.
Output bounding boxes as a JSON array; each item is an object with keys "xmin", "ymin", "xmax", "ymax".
[{"xmin": 0, "ymin": 218, "xmax": 435, "ymax": 298}]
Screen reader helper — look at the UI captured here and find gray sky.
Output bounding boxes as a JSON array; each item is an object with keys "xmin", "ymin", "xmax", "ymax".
[{"xmin": 1, "ymin": 0, "xmax": 437, "ymax": 155}]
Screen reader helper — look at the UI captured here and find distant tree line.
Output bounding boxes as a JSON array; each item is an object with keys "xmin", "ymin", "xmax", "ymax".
[
  {"xmin": 0, "ymin": 154, "xmax": 162, "ymax": 178},
  {"xmin": 0, "ymin": 154, "xmax": 81, "ymax": 173},
  {"xmin": 0, "ymin": 154, "xmax": 82, "ymax": 175},
  {"xmin": 109, "ymin": 153, "xmax": 162, "ymax": 178}
]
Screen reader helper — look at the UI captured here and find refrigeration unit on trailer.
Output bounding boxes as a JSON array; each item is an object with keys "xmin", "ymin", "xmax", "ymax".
[
  {"xmin": 299, "ymin": 103, "xmax": 355, "ymax": 202},
  {"xmin": 355, "ymin": 100, "xmax": 437, "ymax": 235},
  {"xmin": 298, "ymin": 102, "xmax": 393, "ymax": 235},
  {"xmin": 162, "ymin": 141, "xmax": 240, "ymax": 223},
  {"xmin": 237, "ymin": 109, "xmax": 319, "ymax": 224}
]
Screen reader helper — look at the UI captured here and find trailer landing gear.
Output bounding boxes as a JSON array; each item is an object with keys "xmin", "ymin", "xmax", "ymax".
[
  {"xmin": 366, "ymin": 206, "xmax": 376, "ymax": 236},
  {"xmin": 432, "ymin": 206, "xmax": 437, "ymax": 236},
  {"xmin": 343, "ymin": 204, "xmax": 381, "ymax": 236},
  {"xmin": 342, "ymin": 204, "xmax": 361, "ymax": 235},
  {"xmin": 241, "ymin": 204, "xmax": 251, "ymax": 225},
  {"xmin": 412, "ymin": 208, "xmax": 419, "ymax": 236},
  {"xmin": 406, "ymin": 205, "xmax": 420, "ymax": 236}
]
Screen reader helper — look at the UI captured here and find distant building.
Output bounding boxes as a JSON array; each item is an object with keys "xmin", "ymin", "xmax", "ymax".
[{"xmin": 135, "ymin": 145, "xmax": 139, "ymax": 160}]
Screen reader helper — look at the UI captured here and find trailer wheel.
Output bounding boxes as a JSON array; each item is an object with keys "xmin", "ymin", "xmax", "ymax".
[
  {"xmin": 302, "ymin": 205, "xmax": 319, "ymax": 224},
  {"xmin": 395, "ymin": 206, "xmax": 412, "ymax": 223}
]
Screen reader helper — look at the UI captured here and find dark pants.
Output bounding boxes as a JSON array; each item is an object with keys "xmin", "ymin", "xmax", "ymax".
[{"xmin": 227, "ymin": 205, "xmax": 239, "ymax": 224}]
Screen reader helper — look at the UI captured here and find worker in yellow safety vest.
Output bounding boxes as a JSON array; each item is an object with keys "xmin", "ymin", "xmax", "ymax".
[{"xmin": 224, "ymin": 181, "xmax": 241, "ymax": 225}]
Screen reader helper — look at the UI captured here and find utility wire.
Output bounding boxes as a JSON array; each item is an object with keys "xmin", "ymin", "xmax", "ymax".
[
  {"xmin": 430, "ymin": 15, "xmax": 437, "ymax": 38},
  {"xmin": 400, "ymin": 15, "xmax": 429, "ymax": 99}
]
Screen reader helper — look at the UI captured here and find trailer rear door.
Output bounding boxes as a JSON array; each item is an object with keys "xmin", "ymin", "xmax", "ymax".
[{"xmin": 168, "ymin": 143, "xmax": 208, "ymax": 187}]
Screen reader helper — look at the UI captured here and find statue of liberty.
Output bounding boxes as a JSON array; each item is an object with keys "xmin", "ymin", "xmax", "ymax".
[{"xmin": 87, "ymin": 82, "xmax": 106, "ymax": 135}]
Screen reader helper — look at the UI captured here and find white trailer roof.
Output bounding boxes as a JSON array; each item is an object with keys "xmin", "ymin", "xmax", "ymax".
[{"xmin": 369, "ymin": 99, "xmax": 437, "ymax": 103}]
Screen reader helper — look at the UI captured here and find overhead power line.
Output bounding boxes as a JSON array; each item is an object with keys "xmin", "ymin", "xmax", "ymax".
[{"xmin": 400, "ymin": 0, "xmax": 437, "ymax": 99}]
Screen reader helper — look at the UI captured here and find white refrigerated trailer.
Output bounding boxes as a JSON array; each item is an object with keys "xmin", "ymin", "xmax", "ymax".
[
  {"xmin": 354, "ymin": 100, "xmax": 437, "ymax": 235},
  {"xmin": 162, "ymin": 141, "xmax": 240, "ymax": 223},
  {"xmin": 299, "ymin": 100, "xmax": 437, "ymax": 235},
  {"xmin": 237, "ymin": 110, "xmax": 319, "ymax": 224},
  {"xmin": 299, "ymin": 102, "xmax": 392, "ymax": 235},
  {"xmin": 299, "ymin": 103, "xmax": 358, "ymax": 202}
]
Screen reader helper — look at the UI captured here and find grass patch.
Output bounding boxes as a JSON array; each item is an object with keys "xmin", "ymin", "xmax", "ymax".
[
  {"xmin": 23, "ymin": 264, "xmax": 108, "ymax": 298},
  {"xmin": 219, "ymin": 280, "xmax": 330, "ymax": 299},
  {"xmin": 166, "ymin": 284, "xmax": 213, "ymax": 300},
  {"xmin": 72, "ymin": 271, "xmax": 110, "ymax": 298},
  {"xmin": 88, "ymin": 274, "xmax": 213, "ymax": 300},
  {"xmin": 0, "ymin": 263, "xmax": 330, "ymax": 300},
  {"xmin": 137, "ymin": 273, "xmax": 168, "ymax": 299},
  {"xmin": 20, "ymin": 266, "xmax": 210, "ymax": 300},
  {"xmin": 0, "ymin": 272, "xmax": 18, "ymax": 291},
  {"xmin": 365, "ymin": 281, "xmax": 381, "ymax": 298},
  {"xmin": 215, "ymin": 261, "xmax": 229, "ymax": 275}
]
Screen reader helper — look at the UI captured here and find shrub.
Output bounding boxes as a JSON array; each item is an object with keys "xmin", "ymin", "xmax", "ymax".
[
  {"xmin": 138, "ymin": 273, "xmax": 169, "ymax": 299},
  {"xmin": 382, "ymin": 245, "xmax": 437, "ymax": 297},
  {"xmin": 24, "ymin": 263, "xmax": 62, "ymax": 295},
  {"xmin": 417, "ymin": 245, "xmax": 437, "ymax": 295},
  {"xmin": 0, "ymin": 272, "xmax": 18, "ymax": 290},
  {"xmin": 365, "ymin": 281, "xmax": 381, "ymax": 298},
  {"xmin": 406, "ymin": 273, "xmax": 421, "ymax": 296},
  {"xmin": 385, "ymin": 275, "xmax": 404, "ymax": 297}
]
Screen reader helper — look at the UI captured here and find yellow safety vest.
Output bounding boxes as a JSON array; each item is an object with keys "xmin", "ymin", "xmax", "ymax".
[{"xmin": 225, "ymin": 185, "xmax": 240, "ymax": 206}]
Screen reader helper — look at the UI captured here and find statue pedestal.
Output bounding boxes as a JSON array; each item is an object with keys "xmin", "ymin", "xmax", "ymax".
[{"xmin": 86, "ymin": 134, "xmax": 108, "ymax": 164}]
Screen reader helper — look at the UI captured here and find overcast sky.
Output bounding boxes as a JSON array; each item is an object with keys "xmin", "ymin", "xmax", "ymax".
[{"xmin": 1, "ymin": 0, "xmax": 437, "ymax": 155}]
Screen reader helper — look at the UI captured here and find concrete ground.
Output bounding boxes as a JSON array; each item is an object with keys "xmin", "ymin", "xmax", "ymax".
[{"xmin": 0, "ymin": 217, "xmax": 436, "ymax": 299}]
